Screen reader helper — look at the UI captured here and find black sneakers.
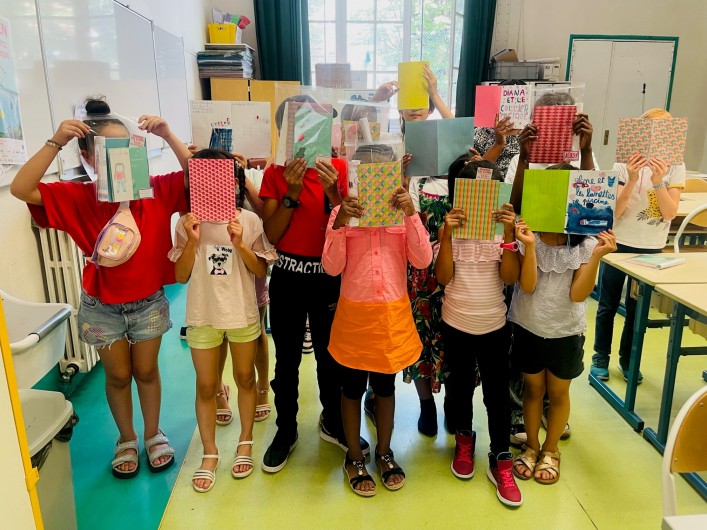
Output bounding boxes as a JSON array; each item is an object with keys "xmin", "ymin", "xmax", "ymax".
[
  {"xmin": 262, "ymin": 433, "xmax": 299, "ymax": 473},
  {"xmin": 320, "ymin": 423, "xmax": 370, "ymax": 456}
]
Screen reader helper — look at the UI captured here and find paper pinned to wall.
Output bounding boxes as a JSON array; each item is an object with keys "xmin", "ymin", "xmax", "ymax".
[
  {"xmin": 188, "ymin": 158, "xmax": 236, "ymax": 222},
  {"xmin": 527, "ymin": 105, "xmax": 577, "ymax": 164},
  {"xmin": 315, "ymin": 63, "xmax": 352, "ymax": 88},
  {"xmin": 521, "ymin": 169, "xmax": 618, "ymax": 234},
  {"xmin": 0, "ymin": 16, "xmax": 27, "ymax": 166},
  {"xmin": 615, "ymin": 117, "xmax": 688, "ymax": 165},
  {"xmin": 404, "ymin": 117, "xmax": 475, "ymax": 176},
  {"xmin": 356, "ymin": 161, "xmax": 403, "ymax": 228},
  {"xmin": 453, "ymin": 179, "xmax": 512, "ymax": 240},
  {"xmin": 474, "ymin": 85, "xmax": 531, "ymax": 129},
  {"xmin": 397, "ymin": 61, "xmax": 429, "ymax": 110}
]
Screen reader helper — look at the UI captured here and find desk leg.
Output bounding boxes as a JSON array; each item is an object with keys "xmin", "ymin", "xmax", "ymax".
[{"xmin": 643, "ymin": 301, "xmax": 686, "ymax": 453}]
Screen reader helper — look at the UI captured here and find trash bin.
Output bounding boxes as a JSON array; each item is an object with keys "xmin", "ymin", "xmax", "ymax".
[{"xmin": 20, "ymin": 389, "xmax": 78, "ymax": 530}]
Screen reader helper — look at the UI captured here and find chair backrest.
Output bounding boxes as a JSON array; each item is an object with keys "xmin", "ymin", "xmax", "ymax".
[
  {"xmin": 683, "ymin": 178, "xmax": 707, "ymax": 192},
  {"xmin": 673, "ymin": 203, "xmax": 707, "ymax": 253},
  {"xmin": 662, "ymin": 386, "xmax": 707, "ymax": 516}
]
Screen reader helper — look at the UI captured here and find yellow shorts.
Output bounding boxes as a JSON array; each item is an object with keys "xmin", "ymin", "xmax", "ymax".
[{"xmin": 186, "ymin": 322, "xmax": 261, "ymax": 349}]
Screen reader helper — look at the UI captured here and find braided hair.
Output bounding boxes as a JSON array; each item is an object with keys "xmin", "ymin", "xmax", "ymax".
[{"xmin": 189, "ymin": 149, "xmax": 246, "ymax": 209}]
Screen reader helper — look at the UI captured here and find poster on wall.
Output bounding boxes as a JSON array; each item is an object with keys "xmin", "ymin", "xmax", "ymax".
[{"xmin": 0, "ymin": 16, "xmax": 27, "ymax": 175}]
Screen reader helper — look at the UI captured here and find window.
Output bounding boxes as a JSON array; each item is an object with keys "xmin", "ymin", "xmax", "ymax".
[{"xmin": 308, "ymin": 0, "xmax": 464, "ymax": 111}]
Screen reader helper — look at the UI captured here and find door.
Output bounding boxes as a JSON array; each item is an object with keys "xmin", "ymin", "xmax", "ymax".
[{"xmin": 569, "ymin": 38, "xmax": 676, "ymax": 169}]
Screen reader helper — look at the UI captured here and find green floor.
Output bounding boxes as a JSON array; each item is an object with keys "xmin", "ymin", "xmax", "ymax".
[{"xmin": 50, "ymin": 284, "xmax": 706, "ymax": 529}]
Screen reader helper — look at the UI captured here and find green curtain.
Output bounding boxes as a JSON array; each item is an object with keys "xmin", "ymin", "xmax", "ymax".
[
  {"xmin": 455, "ymin": 0, "xmax": 497, "ymax": 117},
  {"xmin": 253, "ymin": 0, "xmax": 311, "ymax": 83}
]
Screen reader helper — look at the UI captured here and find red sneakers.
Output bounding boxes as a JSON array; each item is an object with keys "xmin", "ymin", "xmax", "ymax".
[
  {"xmin": 451, "ymin": 430, "xmax": 475, "ymax": 479},
  {"xmin": 487, "ymin": 452, "xmax": 523, "ymax": 507}
]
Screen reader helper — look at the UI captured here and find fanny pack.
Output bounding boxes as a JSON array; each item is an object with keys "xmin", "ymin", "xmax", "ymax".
[{"xmin": 90, "ymin": 202, "xmax": 141, "ymax": 267}]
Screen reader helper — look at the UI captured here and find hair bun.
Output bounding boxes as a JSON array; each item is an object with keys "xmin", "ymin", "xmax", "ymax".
[{"xmin": 85, "ymin": 97, "xmax": 111, "ymax": 115}]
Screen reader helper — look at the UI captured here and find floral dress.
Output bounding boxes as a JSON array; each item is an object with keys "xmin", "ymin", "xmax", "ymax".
[{"xmin": 402, "ymin": 178, "xmax": 451, "ymax": 392}]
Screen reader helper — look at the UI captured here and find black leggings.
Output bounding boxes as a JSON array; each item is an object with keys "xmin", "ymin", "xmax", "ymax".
[{"xmin": 341, "ymin": 366, "xmax": 395, "ymax": 400}]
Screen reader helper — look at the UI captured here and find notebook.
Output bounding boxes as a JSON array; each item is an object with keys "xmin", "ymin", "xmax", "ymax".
[
  {"xmin": 404, "ymin": 117, "xmax": 475, "ymax": 176},
  {"xmin": 527, "ymin": 105, "xmax": 577, "ymax": 164},
  {"xmin": 96, "ymin": 136, "xmax": 152, "ymax": 202},
  {"xmin": 615, "ymin": 117, "xmax": 688, "ymax": 166},
  {"xmin": 453, "ymin": 179, "xmax": 512, "ymax": 240},
  {"xmin": 474, "ymin": 85, "xmax": 531, "ymax": 129},
  {"xmin": 188, "ymin": 158, "xmax": 236, "ymax": 222},
  {"xmin": 397, "ymin": 61, "xmax": 429, "ymax": 110},
  {"xmin": 275, "ymin": 101, "xmax": 333, "ymax": 167},
  {"xmin": 353, "ymin": 161, "xmax": 403, "ymax": 228},
  {"xmin": 625, "ymin": 254, "xmax": 687, "ymax": 270}
]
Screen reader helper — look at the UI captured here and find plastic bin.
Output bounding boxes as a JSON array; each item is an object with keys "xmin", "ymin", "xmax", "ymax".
[
  {"xmin": 20, "ymin": 389, "xmax": 78, "ymax": 530},
  {"xmin": 488, "ymin": 61, "xmax": 542, "ymax": 81},
  {"xmin": 208, "ymin": 23, "xmax": 237, "ymax": 44}
]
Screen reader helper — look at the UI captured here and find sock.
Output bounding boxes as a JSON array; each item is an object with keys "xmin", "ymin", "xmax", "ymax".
[{"xmin": 417, "ymin": 398, "xmax": 438, "ymax": 437}]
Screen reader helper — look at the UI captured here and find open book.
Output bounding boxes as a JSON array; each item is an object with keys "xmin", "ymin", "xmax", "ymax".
[
  {"xmin": 95, "ymin": 136, "xmax": 152, "ymax": 202},
  {"xmin": 615, "ymin": 117, "xmax": 688, "ymax": 166}
]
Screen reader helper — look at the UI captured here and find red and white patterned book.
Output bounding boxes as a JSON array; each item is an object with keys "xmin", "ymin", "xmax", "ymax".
[
  {"xmin": 528, "ymin": 105, "xmax": 576, "ymax": 164},
  {"xmin": 188, "ymin": 158, "xmax": 236, "ymax": 222}
]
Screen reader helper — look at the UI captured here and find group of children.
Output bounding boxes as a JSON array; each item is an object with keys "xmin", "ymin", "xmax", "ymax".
[{"xmin": 9, "ymin": 68, "xmax": 684, "ymax": 507}]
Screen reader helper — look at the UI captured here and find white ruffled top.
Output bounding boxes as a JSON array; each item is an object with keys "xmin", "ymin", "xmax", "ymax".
[{"xmin": 508, "ymin": 233, "xmax": 597, "ymax": 339}]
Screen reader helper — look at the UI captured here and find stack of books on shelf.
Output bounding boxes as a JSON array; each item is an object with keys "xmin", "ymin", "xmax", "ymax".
[{"xmin": 197, "ymin": 43, "xmax": 255, "ymax": 79}]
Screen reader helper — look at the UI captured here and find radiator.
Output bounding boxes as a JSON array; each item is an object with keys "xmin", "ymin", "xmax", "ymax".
[{"xmin": 36, "ymin": 226, "xmax": 100, "ymax": 378}]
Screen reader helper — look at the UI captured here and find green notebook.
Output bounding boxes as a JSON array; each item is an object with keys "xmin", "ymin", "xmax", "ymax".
[{"xmin": 98, "ymin": 137, "xmax": 152, "ymax": 202}]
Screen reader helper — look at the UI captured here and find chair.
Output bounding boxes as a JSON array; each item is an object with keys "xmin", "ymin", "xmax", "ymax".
[
  {"xmin": 683, "ymin": 178, "xmax": 707, "ymax": 193},
  {"xmin": 661, "ymin": 386, "xmax": 707, "ymax": 525},
  {"xmin": 673, "ymin": 203, "xmax": 707, "ymax": 253}
]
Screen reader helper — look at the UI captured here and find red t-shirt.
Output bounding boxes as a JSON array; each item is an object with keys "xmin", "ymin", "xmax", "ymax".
[
  {"xmin": 28, "ymin": 172, "xmax": 187, "ymax": 304},
  {"xmin": 259, "ymin": 159, "xmax": 348, "ymax": 257}
]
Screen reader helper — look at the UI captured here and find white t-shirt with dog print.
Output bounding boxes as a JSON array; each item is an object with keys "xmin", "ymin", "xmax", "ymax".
[{"xmin": 170, "ymin": 209, "xmax": 276, "ymax": 329}]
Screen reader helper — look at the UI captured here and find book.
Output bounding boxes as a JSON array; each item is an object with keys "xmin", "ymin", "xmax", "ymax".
[
  {"xmin": 625, "ymin": 254, "xmax": 687, "ymax": 270},
  {"xmin": 404, "ymin": 117, "xmax": 475, "ymax": 176},
  {"xmin": 615, "ymin": 117, "xmax": 688, "ymax": 166},
  {"xmin": 275, "ymin": 101, "xmax": 333, "ymax": 167},
  {"xmin": 521, "ymin": 170, "xmax": 619, "ymax": 235},
  {"xmin": 528, "ymin": 105, "xmax": 577, "ymax": 164},
  {"xmin": 95, "ymin": 136, "xmax": 152, "ymax": 202},
  {"xmin": 453, "ymin": 179, "xmax": 512, "ymax": 240},
  {"xmin": 188, "ymin": 158, "xmax": 236, "ymax": 222},
  {"xmin": 350, "ymin": 161, "xmax": 403, "ymax": 228},
  {"xmin": 474, "ymin": 85, "xmax": 531, "ymax": 129},
  {"xmin": 397, "ymin": 61, "xmax": 429, "ymax": 110}
]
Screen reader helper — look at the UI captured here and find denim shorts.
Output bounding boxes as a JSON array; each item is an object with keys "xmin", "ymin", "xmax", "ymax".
[{"xmin": 77, "ymin": 289, "xmax": 172, "ymax": 347}]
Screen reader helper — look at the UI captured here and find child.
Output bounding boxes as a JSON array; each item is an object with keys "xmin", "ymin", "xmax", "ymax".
[
  {"xmin": 260, "ymin": 95, "xmax": 370, "ymax": 473},
  {"xmin": 11, "ymin": 98, "xmax": 190, "ymax": 478},
  {"xmin": 322, "ymin": 145, "xmax": 432, "ymax": 496},
  {"xmin": 509, "ymin": 215, "xmax": 617, "ymax": 485},
  {"xmin": 434, "ymin": 158, "xmax": 522, "ymax": 506},
  {"xmin": 592, "ymin": 109, "xmax": 684, "ymax": 382},
  {"xmin": 172, "ymin": 150, "xmax": 276, "ymax": 492}
]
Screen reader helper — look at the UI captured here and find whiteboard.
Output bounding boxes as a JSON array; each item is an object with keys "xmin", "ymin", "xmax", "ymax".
[
  {"xmin": 154, "ymin": 25, "xmax": 191, "ymax": 144},
  {"xmin": 37, "ymin": 0, "xmax": 163, "ymax": 169}
]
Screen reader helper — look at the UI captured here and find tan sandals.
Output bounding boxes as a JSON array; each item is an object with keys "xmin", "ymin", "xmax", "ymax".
[
  {"xmin": 535, "ymin": 450, "xmax": 561, "ymax": 485},
  {"xmin": 512, "ymin": 445, "xmax": 539, "ymax": 480}
]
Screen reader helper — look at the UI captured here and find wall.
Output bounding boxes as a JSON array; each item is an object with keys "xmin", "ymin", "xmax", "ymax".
[
  {"xmin": 0, "ymin": 0, "xmax": 214, "ymax": 303},
  {"xmin": 493, "ymin": 0, "xmax": 707, "ymax": 172}
]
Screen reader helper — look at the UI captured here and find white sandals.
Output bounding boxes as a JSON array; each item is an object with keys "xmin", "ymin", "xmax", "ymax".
[
  {"xmin": 232, "ymin": 440, "xmax": 254, "ymax": 479},
  {"xmin": 255, "ymin": 387, "xmax": 271, "ymax": 422},
  {"xmin": 216, "ymin": 384, "xmax": 234, "ymax": 426},
  {"xmin": 111, "ymin": 438, "xmax": 139, "ymax": 479},
  {"xmin": 192, "ymin": 454, "xmax": 220, "ymax": 493},
  {"xmin": 145, "ymin": 429, "xmax": 176, "ymax": 473}
]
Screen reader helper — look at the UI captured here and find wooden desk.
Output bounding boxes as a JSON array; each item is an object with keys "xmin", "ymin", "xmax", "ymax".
[
  {"xmin": 643, "ymin": 284, "xmax": 707, "ymax": 499},
  {"xmin": 589, "ymin": 253, "xmax": 707, "ymax": 431}
]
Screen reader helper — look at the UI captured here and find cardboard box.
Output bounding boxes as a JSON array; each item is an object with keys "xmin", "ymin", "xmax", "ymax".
[{"xmin": 492, "ymin": 49, "xmax": 519, "ymax": 62}]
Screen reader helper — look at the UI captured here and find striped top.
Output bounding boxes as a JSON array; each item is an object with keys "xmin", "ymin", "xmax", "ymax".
[{"xmin": 439, "ymin": 236, "xmax": 507, "ymax": 335}]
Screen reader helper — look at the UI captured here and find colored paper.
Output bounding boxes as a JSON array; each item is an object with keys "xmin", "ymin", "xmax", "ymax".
[
  {"xmin": 521, "ymin": 169, "xmax": 618, "ymax": 235},
  {"xmin": 97, "ymin": 137, "xmax": 152, "ymax": 202},
  {"xmin": 474, "ymin": 85, "xmax": 530, "ymax": 128},
  {"xmin": 527, "ymin": 105, "xmax": 576, "ymax": 164},
  {"xmin": 357, "ymin": 161, "xmax": 403, "ymax": 228},
  {"xmin": 453, "ymin": 179, "xmax": 512, "ymax": 240},
  {"xmin": 275, "ymin": 101, "xmax": 333, "ymax": 167},
  {"xmin": 404, "ymin": 117, "xmax": 475, "ymax": 176},
  {"xmin": 190, "ymin": 100, "xmax": 271, "ymax": 158},
  {"xmin": 188, "ymin": 158, "xmax": 236, "ymax": 222},
  {"xmin": 615, "ymin": 117, "xmax": 688, "ymax": 165},
  {"xmin": 397, "ymin": 61, "xmax": 429, "ymax": 110}
]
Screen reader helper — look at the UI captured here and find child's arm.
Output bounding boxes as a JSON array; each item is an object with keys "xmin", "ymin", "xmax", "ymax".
[
  {"xmin": 510, "ymin": 125, "xmax": 537, "ymax": 213},
  {"xmin": 494, "ymin": 203, "xmax": 520, "ymax": 285},
  {"xmin": 262, "ymin": 159, "xmax": 307, "ymax": 244},
  {"xmin": 648, "ymin": 158, "xmax": 681, "ymax": 221},
  {"xmin": 322, "ymin": 200, "xmax": 363, "ymax": 276},
  {"xmin": 615, "ymin": 156, "xmax": 643, "ymax": 218},
  {"xmin": 515, "ymin": 221, "xmax": 537, "ymax": 293},
  {"xmin": 314, "ymin": 159, "xmax": 344, "ymax": 207},
  {"xmin": 424, "ymin": 64, "xmax": 454, "ymax": 118},
  {"xmin": 434, "ymin": 208, "xmax": 464, "ymax": 285},
  {"xmin": 228, "ymin": 213, "xmax": 267, "ymax": 278},
  {"xmin": 11, "ymin": 120, "xmax": 91, "ymax": 205},
  {"xmin": 244, "ymin": 178, "xmax": 265, "ymax": 217},
  {"xmin": 174, "ymin": 214, "xmax": 199, "ymax": 283},
  {"xmin": 138, "ymin": 115, "xmax": 192, "ymax": 175},
  {"xmin": 393, "ymin": 187, "xmax": 433, "ymax": 269},
  {"xmin": 481, "ymin": 116, "xmax": 514, "ymax": 163},
  {"xmin": 573, "ymin": 114, "xmax": 595, "ymax": 170},
  {"xmin": 570, "ymin": 230, "xmax": 617, "ymax": 302}
]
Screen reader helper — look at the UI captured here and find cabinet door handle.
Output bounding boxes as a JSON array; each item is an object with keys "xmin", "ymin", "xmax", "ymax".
[{"xmin": 603, "ymin": 130, "xmax": 610, "ymax": 146}]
